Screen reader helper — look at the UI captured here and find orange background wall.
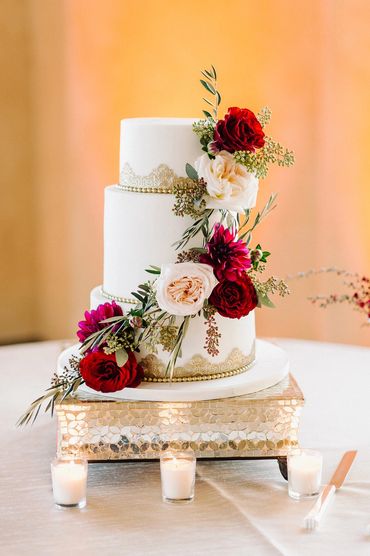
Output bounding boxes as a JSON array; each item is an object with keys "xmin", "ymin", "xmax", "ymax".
[{"xmin": 1, "ymin": 0, "xmax": 369, "ymax": 345}]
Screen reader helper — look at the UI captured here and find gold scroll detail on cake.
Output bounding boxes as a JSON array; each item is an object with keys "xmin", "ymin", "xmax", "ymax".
[
  {"xmin": 141, "ymin": 343, "xmax": 256, "ymax": 382},
  {"xmin": 117, "ymin": 163, "xmax": 192, "ymax": 194}
]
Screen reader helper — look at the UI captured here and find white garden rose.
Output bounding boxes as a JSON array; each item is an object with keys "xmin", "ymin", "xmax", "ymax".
[
  {"xmin": 195, "ymin": 150, "xmax": 259, "ymax": 212},
  {"xmin": 155, "ymin": 262, "xmax": 217, "ymax": 316}
]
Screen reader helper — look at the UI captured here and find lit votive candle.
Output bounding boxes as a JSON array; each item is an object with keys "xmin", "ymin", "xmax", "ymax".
[
  {"xmin": 288, "ymin": 449, "xmax": 322, "ymax": 500},
  {"xmin": 51, "ymin": 456, "xmax": 88, "ymax": 509},
  {"xmin": 160, "ymin": 450, "xmax": 196, "ymax": 503}
]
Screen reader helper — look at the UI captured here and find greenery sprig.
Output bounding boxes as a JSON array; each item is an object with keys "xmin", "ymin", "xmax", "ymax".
[
  {"xmin": 173, "ymin": 208, "xmax": 214, "ymax": 251},
  {"xmin": 173, "ymin": 177, "xmax": 207, "ymax": 219},
  {"xmin": 17, "ymin": 357, "xmax": 83, "ymax": 426},
  {"xmin": 238, "ymin": 193, "xmax": 277, "ymax": 244},
  {"xmin": 257, "ymin": 106, "xmax": 272, "ymax": 128},
  {"xmin": 200, "ymin": 65, "xmax": 221, "ymax": 123},
  {"xmin": 251, "ymin": 275, "xmax": 290, "ymax": 308},
  {"xmin": 234, "ymin": 137, "xmax": 295, "ymax": 179},
  {"xmin": 165, "ymin": 316, "xmax": 191, "ymax": 380}
]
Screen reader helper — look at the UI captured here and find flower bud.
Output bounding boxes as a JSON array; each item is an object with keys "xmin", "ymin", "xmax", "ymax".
[
  {"xmin": 130, "ymin": 316, "xmax": 143, "ymax": 328},
  {"xmin": 250, "ymin": 248, "xmax": 263, "ymax": 263}
]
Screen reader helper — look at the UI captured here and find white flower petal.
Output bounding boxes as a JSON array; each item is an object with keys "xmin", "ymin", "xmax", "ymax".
[{"xmin": 195, "ymin": 151, "xmax": 259, "ymax": 213}]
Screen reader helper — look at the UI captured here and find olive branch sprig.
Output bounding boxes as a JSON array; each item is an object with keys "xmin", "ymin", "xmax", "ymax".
[
  {"xmin": 165, "ymin": 315, "xmax": 191, "ymax": 380},
  {"xmin": 200, "ymin": 65, "xmax": 221, "ymax": 123},
  {"xmin": 238, "ymin": 193, "xmax": 278, "ymax": 244},
  {"xmin": 17, "ymin": 371, "xmax": 83, "ymax": 426}
]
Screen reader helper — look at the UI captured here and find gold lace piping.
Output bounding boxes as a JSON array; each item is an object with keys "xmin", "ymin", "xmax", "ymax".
[
  {"xmin": 117, "ymin": 163, "xmax": 192, "ymax": 193},
  {"xmin": 141, "ymin": 344, "xmax": 256, "ymax": 382}
]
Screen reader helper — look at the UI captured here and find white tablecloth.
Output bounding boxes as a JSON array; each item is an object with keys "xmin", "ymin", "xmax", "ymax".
[{"xmin": 0, "ymin": 339, "xmax": 369, "ymax": 555}]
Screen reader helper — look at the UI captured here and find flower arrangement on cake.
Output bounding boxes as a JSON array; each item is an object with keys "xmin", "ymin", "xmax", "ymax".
[{"xmin": 19, "ymin": 66, "xmax": 294, "ymax": 425}]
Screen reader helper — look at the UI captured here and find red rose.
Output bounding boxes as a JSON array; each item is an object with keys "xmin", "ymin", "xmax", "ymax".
[
  {"xmin": 209, "ymin": 274, "xmax": 258, "ymax": 319},
  {"xmin": 79, "ymin": 351, "xmax": 143, "ymax": 393},
  {"xmin": 214, "ymin": 107, "xmax": 265, "ymax": 153}
]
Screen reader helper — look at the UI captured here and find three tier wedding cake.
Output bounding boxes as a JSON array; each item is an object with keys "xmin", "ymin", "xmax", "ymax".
[
  {"xmin": 89, "ymin": 117, "xmax": 256, "ymax": 381},
  {"xmin": 20, "ymin": 67, "xmax": 294, "ymax": 424}
]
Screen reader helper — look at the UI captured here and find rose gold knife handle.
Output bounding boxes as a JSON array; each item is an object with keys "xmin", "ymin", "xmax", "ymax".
[{"xmin": 303, "ymin": 484, "xmax": 336, "ymax": 529}]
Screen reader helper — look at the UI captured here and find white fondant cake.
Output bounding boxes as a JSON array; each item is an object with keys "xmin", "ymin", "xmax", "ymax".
[
  {"xmin": 91, "ymin": 118, "xmax": 256, "ymax": 379},
  {"xmin": 120, "ymin": 118, "xmax": 201, "ymax": 176}
]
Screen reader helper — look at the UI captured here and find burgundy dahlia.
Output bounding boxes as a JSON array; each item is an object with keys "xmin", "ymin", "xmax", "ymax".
[
  {"xmin": 77, "ymin": 301, "xmax": 123, "ymax": 344},
  {"xmin": 200, "ymin": 223, "xmax": 251, "ymax": 281}
]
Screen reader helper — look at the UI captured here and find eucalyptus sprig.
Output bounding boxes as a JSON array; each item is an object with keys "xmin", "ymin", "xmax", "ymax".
[
  {"xmin": 200, "ymin": 65, "xmax": 221, "ymax": 123},
  {"xmin": 251, "ymin": 275, "xmax": 290, "ymax": 309},
  {"xmin": 234, "ymin": 137, "xmax": 295, "ymax": 179},
  {"xmin": 257, "ymin": 106, "xmax": 272, "ymax": 128},
  {"xmin": 173, "ymin": 172, "xmax": 207, "ymax": 219}
]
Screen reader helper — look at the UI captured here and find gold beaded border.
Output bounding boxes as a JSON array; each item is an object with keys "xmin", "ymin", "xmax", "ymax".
[
  {"xmin": 100, "ymin": 288, "xmax": 136, "ymax": 305},
  {"xmin": 116, "ymin": 184, "xmax": 173, "ymax": 194},
  {"xmin": 143, "ymin": 359, "xmax": 255, "ymax": 383}
]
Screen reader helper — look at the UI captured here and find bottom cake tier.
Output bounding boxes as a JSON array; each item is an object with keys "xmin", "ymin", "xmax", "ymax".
[{"xmin": 56, "ymin": 374, "xmax": 304, "ymax": 462}]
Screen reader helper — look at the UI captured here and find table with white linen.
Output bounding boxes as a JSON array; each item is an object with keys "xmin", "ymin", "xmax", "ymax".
[{"xmin": 0, "ymin": 339, "xmax": 369, "ymax": 556}]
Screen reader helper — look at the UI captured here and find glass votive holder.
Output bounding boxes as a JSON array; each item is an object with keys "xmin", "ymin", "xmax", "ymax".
[
  {"xmin": 287, "ymin": 448, "xmax": 322, "ymax": 500},
  {"xmin": 160, "ymin": 450, "xmax": 196, "ymax": 503},
  {"xmin": 51, "ymin": 455, "xmax": 88, "ymax": 509}
]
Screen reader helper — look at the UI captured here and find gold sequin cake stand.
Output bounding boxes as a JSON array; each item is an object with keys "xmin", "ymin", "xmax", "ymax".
[{"xmin": 56, "ymin": 373, "xmax": 304, "ymax": 479}]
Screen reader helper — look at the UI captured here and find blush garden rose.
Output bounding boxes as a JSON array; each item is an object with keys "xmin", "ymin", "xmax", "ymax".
[
  {"xmin": 195, "ymin": 151, "xmax": 258, "ymax": 212},
  {"xmin": 209, "ymin": 274, "xmax": 258, "ymax": 319},
  {"xmin": 79, "ymin": 351, "xmax": 143, "ymax": 393},
  {"xmin": 155, "ymin": 262, "xmax": 217, "ymax": 316},
  {"xmin": 213, "ymin": 107, "xmax": 265, "ymax": 153}
]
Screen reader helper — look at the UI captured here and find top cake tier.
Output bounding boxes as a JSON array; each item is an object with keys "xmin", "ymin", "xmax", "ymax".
[
  {"xmin": 104, "ymin": 118, "xmax": 204, "ymax": 299},
  {"xmin": 119, "ymin": 118, "xmax": 201, "ymax": 179}
]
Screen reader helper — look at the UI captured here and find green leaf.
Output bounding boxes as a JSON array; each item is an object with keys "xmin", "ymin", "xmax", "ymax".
[
  {"xmin": 261, "ymin": 251, "xmax": 271, "ymax": 263},
  {"xmin": 216, "ymin": 91, "xmax": 221, "ymax": 106},
  {"xmin": 203, "ymin": 97, "xmax": 214, "ymax": 107},
  {"xmin": 99, "ymin": 316, "xmax": 124, "ymax": 324},
  {"xmin": 185, "ymin": 163, "xmax": 199, "ymax": 181},
  {"xmin": 210, "ymin": 65, "xmax": 217, "ymax": 79},
  {"xmin": 202, "ymin": 69, "xmax": 214, "ymax": 80},
  {"xmin": 203, "ymin": 110, "xmax": 214, "ymax": 121},
  {"xmin": 200, "ymin": 79, "xmax": 216, "ymax": 95},
  {"xmin": 138, "ymin": 283, "xmax": 151, "ymax": 292},
  {"xmin": 258, "ymin": 293, "xmax": 275, "ymax": 308},
  {"xmin": 115, "ymin": 348, "xmax": 128, "ymax": 367},
  {"xmin": 131, "ymin": 292, "xmax": 144, "ymax": 303}
]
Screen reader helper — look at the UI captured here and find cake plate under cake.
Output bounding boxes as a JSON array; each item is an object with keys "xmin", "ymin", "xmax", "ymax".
[{"xmin": 56, "ymin": 366, "xmax": 304, "ymax": 479}]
